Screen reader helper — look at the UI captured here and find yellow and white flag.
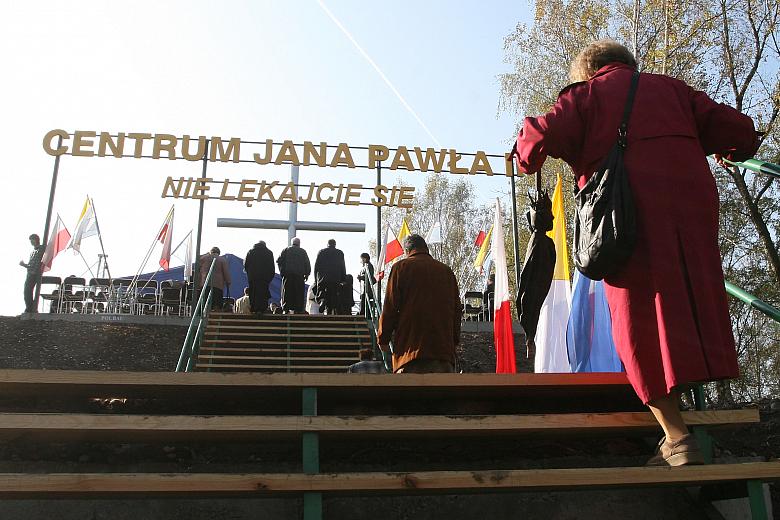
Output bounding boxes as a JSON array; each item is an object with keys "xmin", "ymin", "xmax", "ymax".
[
  {"xmin": 67, "ymin": 197, "xmax": 98, "ymax": 254},
  {"xmin": 535, "ymin": 173, "xmax": 572, "ymax": 373},
  {"xmin": 397, "ymin": 218, "xmax": 412, "ymax": 244}
]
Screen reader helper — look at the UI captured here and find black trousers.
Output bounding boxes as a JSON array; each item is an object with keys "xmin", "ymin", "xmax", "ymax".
[
  {"xmin": 281, "ymin": 275, "xmax": 305, "ymax": 312},
  {"xmin": 318, "ymin": 281, "xmax": 341, "ymax": 315},
  {"xmin": 248, "ymin": 278, "xmax": 271, "ymax": 313},
  {"xmin": 24, "ymin": 272, "xmax": 39, "ymax": 313},
  {"xmin": 209, "ymin": 287, "xmax": 224, "ymax": 311}
]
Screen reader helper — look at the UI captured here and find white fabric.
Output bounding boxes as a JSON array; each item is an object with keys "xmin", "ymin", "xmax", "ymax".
[
  {"xmin": 67, "ymin": 199, "xmax": 98, "ymax": 254},
  {"xmin": 426, "ymin": 221, "xmax": 443, "ymax": 244},
  {"xmin": 306, "ymin": 285, "xmax": 321, "ymax": 315},
  {"xmin": 535, "ymin": 279, "xmax": 573, "ymax": 373},
  {"xmin": 491, "ymin": 199, "xmax": 510, "ymax": 307}
]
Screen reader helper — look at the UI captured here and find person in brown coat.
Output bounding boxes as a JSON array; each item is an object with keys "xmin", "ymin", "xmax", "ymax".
[
  {"xmin": 378, "ymin": 234, "xmax": 462, "ymax": 373},
  {"xmin": 198, "ymin": 247, "xmax": 231, "ymax": 310}
]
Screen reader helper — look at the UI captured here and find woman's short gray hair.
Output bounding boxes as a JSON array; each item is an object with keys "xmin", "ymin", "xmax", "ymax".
[{"xmin": 570, "ymin": 40, "xmax": 637, "ymax": 82}]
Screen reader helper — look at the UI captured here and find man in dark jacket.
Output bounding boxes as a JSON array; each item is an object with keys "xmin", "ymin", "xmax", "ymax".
[
  {"xmin": 357, "ymin": 252, "xmax": 376, "ymax": 317},
  {"xmin": 19, "ymin": 233, "xmax": 45, "ymax": 313},
  {"xmin": 244, "ymin": 241, "xmax": 275, "ymax": 314},
  {"xmin": 378, "ymin": 234, "xmax": 461, "ymax": 373},
  {"xmin": 276, "ymin": 237, "xmax": 311, "ymax": 314},
  {"xmin": 314, "ymin": 238, "xmax": 346, "ymax": 315}
]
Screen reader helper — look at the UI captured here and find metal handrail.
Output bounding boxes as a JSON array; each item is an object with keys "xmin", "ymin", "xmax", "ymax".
[
  {"xmin": 175, "ymin": 258, "xmax": 217, "ymax": 372},
  {"xmin": 725, "ymin": 280, "xmax": 780, "ymax": 324},
  {"xmin": 722, "ymin": 157, "xmax": 780, "ymax": 179},
  {"xmin": 364, "ymin": 281, "xmax": 393, "ymax": 372}
]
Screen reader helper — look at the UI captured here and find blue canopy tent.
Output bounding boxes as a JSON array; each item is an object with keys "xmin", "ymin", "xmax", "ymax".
[{"xmin": 126, "ymin": 253, "xmax": 293, "ymax": 304}]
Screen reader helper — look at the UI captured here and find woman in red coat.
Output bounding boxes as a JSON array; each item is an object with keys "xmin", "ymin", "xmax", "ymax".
[{"xmin": 515, "ymin": 40, "xmax": 759, "ymax": 466}]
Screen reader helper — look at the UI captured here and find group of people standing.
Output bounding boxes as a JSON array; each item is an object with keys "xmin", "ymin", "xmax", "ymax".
[{"xmin": 199, "ymin": 238, "xmax": 376, "ymax": 316}]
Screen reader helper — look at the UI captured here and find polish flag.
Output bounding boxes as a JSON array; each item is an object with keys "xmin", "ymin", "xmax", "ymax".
[
  {"xmin": 474, "ymin": 230, "xmax": 487, "ymax": 248},
  {"xmin": 492, "ymin": 198, "xmax": 516, "ymax": 374},
  {"xmin": 41, "ymin": 215, "xmax": 71, "ymax": 273},
  {"xmin": 158, "ymin": 207, "xmax": 174, "ymax": 271},
  {"xmin": 376, "ymin": 226, "xmax": 403, "ymax": 280}
]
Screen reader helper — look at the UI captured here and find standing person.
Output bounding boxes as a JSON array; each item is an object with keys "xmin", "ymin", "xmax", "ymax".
[
  {"xmin": 514, "ymin": 40, "xmax": 760, "ymax": 466},
  {"xmin": 198, "ymin": 247, "xmax": 231, "ymax": 311},
  {"xmin": 378, "ymin": 234, "xmax": 462, "ymax": 373},
  {"xmin": 314, "ymin": 238, "xmax": 346, "ymax": 315},
  {"xmin": 483, "ymin": 273, "xmax": 495, "ymax": 322},
  {"xmin": 19, "ymin": 234, "xmax": 44, "ymax": 313},
  {"xmin": 276, "ymin": 237, "xmax": 311, "ymax": 314},
  {"xmin": 338, "ymin": 274, "xmax": 355, "ymax": 315},
  {"xmin": 244, "ymin": 240, "xmax": 275, "ymax": 314},
  {"xmin": 357, "ymin": 252, "xmax": 376, "ymax": 317}
]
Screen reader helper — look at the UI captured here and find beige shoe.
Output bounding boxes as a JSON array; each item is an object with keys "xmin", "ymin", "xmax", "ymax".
[{"xmin": 646, "ymin": 434, "xmax": 706, "ymax": 466}]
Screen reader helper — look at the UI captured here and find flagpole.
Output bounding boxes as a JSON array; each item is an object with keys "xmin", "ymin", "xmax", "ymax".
[
  {"xmin": 509, "ymin": 161, "xmax": 522, "ymax": 291},
  {"xmin": 77, "ymin": 251, "xmax": 97, "ymax": 281},
  {"xmin": 90, "ymin": 198, "xmax": 112, "ymax": 281},
  {"xmin": 126, "ymin": 206, "xmax": 173, "ymax": 301},
  {"xmin": 35, "ymin": 134, "xmax": 63, "ymax": 311},
  {"xmin": 170, "ymin": 230, "xmax": 192, "ymax": 258}
]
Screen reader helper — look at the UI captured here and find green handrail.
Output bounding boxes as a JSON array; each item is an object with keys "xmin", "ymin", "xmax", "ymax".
[
  {"xmin": 364, "ymin": 281, "xmax": 393, "ymax": 372},
  {"xmin": 175, "ymin": 258, "xmax": 217, "ymax": 372},
  {"xmin": 725, "ymin": 280, "xmax": 780, "ymax": 323},
  {"xmin": 722, "ymin": 157, "xmax": 780, "ymax": 179}
]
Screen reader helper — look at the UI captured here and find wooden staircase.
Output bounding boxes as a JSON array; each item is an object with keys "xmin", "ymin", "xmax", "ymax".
[{"xmin": 196, "ymin": 312, "xmax": 371, "ymax": 373}]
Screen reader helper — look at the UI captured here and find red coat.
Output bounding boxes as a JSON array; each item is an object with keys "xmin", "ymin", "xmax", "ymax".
[{"xmin": 515, "ymin": 62, "xmax": 759, "ymax": 403}]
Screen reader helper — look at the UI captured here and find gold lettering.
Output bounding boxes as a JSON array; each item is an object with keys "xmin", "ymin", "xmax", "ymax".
[
  {"xmin": 397, "ymin": 186, "xmax": 415, "ymax": 208},
  {"xmin": 505, "ymin": 152, "xmax": 515, "ymax": 177},
  {"xmin": 42, "ymin": 129, "xmax": 69, "ymax": 156},
  {"xmin": 470, "ymin": 151, "xmax": 493, "ymax": 175},
  {"xmin": 128, "ymin": 133, "xmax": 152, "ymax": 158},
  {"xmin": 316, "ymin": 183, "xmax": 335, "ymax": 204},
  {"xmin": 390, "ymin": 146, "xmax": 415, "ymax": 171},
  {"xmin": 257, "ymin": 181, "xmax": 279, "ymax": 202},
  {"xmin": 98, "ymin": 132, "xmax": 125, "ymax": 158},
  {"xmin": 274, "ymin": 140, "xmax": 300, "ymax": 166},
  {"xmin": 303, "ymin": 141, "xmax": 327, "ymax": 167},
  {"xmin": 344, "ymin": 184, "xmax": 362, "ymax": 206},
  {"xmin": 253, "ymin": 139, "xmax": 273, "ymax": 164},
  {"xmin": 153, "ymin": 134, "xmax": 178, "ymax": 160},
  {"xmin": 329, "ymin": 143, "xmax": 355, "ymax": 168},
  {"xmin": 237, "ymin": 179, "xmax": 258, "ymax": 204},
  {"xmin": 371, "ymin": 185, "xmax": 389, "ymax": 207},
  {"xmin": 278, "ymin": 182, "xmax": 297, "ymax": 202},
  {"xmin": 210, "ymin": 136, "xmax": 240, "ymax": 163},
  {"xmin": 161, "ymin": 176, "xmax": 187, "ymax": 198},
  {"xmin": 219, "ymin": 179, "xmax": 235, "ymax": 200},
  {"xmin": 191, "ymin": 177, "xmax": 212, "ymax": 200},
  {"xmin": 181, "ymin": 135, "xmax": 207, "ymax": 161},
  {"xmin": 72, "ymin": 130, "xmax": 96, "ymax": 157},
  {"xmin": 298, "ymin": 183, "xmax": 316, "ymax": 204},
  {"xmin": 448, "ymin": 150, "xmax": 469, "ymax": 174},
  {"xmin": 368, "ymin": 144, "xmax": 389, "ymax": 168},
  {"xmin": 414, "ymin": 147, "xmax": 447, "ymax": 172}
]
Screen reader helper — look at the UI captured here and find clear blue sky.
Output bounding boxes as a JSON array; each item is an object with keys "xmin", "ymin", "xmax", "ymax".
[{"xmin": 0, "ymin": 0, "xmax": 531, "ymax": 315}]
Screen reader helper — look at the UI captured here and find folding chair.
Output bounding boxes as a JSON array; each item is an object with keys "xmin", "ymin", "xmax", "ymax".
[
  {"xmin": 39, "ymin": 276, "xmax": 62, "ymax": 313},
  {"xmin": 463, "ymin": 291, "xmax": 484, "ymax": 322}
]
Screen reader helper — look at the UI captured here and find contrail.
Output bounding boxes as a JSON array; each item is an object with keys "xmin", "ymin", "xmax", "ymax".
[{"xmin": 315, "ymin": 0, "xmax": 442, "ymax": 147}]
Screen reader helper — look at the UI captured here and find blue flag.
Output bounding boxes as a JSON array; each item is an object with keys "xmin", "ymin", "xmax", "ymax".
[{"xmin": 566, "ymin": 270, "xmax": 623, "ymax": 372}]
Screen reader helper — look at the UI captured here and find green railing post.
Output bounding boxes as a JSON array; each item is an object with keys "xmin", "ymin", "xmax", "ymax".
[
  {"xmin": 302, "ymin": 387, "xmax": 321, "ymax": 520},
  {"xmin": 175, "ymin": 258, "xmax": 217, "ymax": 372},
  {"xmin": 747, "ymin": 480, "xmax": 769, "ymax": 520},
  {"xmin": 724, "ymin": 281, "xmax": 780, "ymax": 323}
]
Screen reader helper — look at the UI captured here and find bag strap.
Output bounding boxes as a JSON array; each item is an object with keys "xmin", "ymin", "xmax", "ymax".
[{"xmin": 618, "ymin": 70, "xmax": 640, "ymax": 148}]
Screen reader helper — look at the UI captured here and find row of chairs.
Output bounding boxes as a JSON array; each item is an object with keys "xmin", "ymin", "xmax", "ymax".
[
  {"xmin": 463, "ymin": 291, "xmax": 495, "ymax": 322},
  {"xmin": 39, "ymin": 276, "xmax": 193, "ymax": 317}
]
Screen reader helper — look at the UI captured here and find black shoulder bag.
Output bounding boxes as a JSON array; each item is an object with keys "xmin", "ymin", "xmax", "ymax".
[{"xmin": 572, "ymin": 70, "xmax": 640, "ymax": 280}]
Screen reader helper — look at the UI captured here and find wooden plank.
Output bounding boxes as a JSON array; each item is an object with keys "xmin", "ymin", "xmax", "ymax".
[
  {"xmin": 0, "ymin": 410, "xmax": 758, "ymax": 442},
  {"xmin": 197, "ymin": 355, "xmax": 359, "ymax": 362},
  {"xmin": 206, "ymin": 325, "xmax": 369, "ymax": 332},
  {"xmin": 203, "ymin": 340, "xmax": 368, "ymax": 346},
  {"xmin": 2, "ymin": 462, "xmax": 780, "ymax": 497}
]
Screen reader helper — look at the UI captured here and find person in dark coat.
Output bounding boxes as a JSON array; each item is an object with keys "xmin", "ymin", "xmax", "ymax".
[
  {"xmin": 357, "ymin": 252, "xmax": 376, "ymax": 317},
  {"xmin": 244, "ymin": 241, "xmax": 275, "ymax": 314},
  {"xmin": 19, "ymin": 233, "xmax": 44, "ymax": 313},
  {"xmin": 514, "ymin": 40, "xmax": 760, "ymax": 466},
  {"xmin": 482, "ymin": 273, "xmax": 495, "ymax": 322},
  {"xmin": 338, "ymin": 274, "xmax": 355, "ymax": 315},
  {"xmin": 313, "ymin": 239, "xmax": 346, "ymax": 315},
  {"xmin": 276, "ymin": 237, "xmax": 311, "ymax": 314}
]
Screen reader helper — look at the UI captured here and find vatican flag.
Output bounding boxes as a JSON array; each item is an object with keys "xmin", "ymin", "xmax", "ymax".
[{"xmin": 535, "ymin": 173, "xmax": 572, "ymax": 373}]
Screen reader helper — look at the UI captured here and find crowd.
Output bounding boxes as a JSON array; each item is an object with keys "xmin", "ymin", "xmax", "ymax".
[{"xmin": 196, "ymin": 238, "xmax": 376, "ymax": 318}]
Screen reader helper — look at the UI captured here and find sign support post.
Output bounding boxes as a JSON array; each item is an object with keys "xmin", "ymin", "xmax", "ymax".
[
  {"xmin": 35, "ymin": 135, "xmax": 63, "ymax": 311},
  {"xmin": 193, "ymin": 142, "xmax": 210, "ymax": 311}
]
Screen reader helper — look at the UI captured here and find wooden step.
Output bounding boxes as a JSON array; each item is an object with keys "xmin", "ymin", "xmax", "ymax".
[
  {"xmin": 2, "ymin": 462, "xmax": 779, "ymax": 497},
  {"xmin": 202, "ymin": 339, "xmax": 370, "ymax": 346},
  {"xmin": 0, "ymin": 410, "xmax": 758, "ymax": 442},
  {"xmin": 205, "ymin": 325, "xmax": 369, "ymax": 332},
  {"xmin": 200, "ymin": 347, "xmax": 363, "ymax": 355},
  {"xmin": 209, "ymin": 312, "xmax": 365, "ymax": 321},
  {"xmin": 204, "ymin": 332, "xmax": 371, "ymax": 339}
]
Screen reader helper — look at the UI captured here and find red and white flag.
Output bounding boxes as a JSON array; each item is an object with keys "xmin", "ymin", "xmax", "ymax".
[
  {"xmin": 158, "ymin": 207, "xmax": 174, "ymax": 271},
  {"xmin": 41, "ymin": 215, "xmax": 71, "ymax": 273},
  {"xmin": 474, "ymin": 230, "xmax": 487, "ymax": 248},
  {"xmin": 492, "ymin": 198, "xmax": 516, "ymax": 373},
  {"xmin": 376, "ymin": 226, "xmax": 404, "ymax": 280}
]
